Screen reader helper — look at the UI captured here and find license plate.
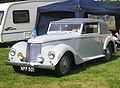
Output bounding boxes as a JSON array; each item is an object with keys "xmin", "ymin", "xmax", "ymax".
[
  {"xmin": 23, "ymin": 31, "xmax": 32, "ymax": 39},
  {"xmin": 20, "ymin": 67, "xmax": 34, "ymax": 72}
]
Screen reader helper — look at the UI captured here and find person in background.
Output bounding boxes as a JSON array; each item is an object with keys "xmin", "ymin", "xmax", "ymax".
[
  {"xmin": 32, "ymin": 27, "xmax": 37, "ymax": 37},
  {"xmin": 113, "ymin": 30, "xmax": 120, "ymax": 48}
]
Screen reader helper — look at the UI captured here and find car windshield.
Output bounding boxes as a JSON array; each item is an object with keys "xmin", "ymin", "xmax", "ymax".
[
  {"xmin": 49, "ymin": 23, "xmax": 81, "ymax": 32},
  {"xmin": 0, "ymin": 11, "xmax": 4, "ymax": 25}
]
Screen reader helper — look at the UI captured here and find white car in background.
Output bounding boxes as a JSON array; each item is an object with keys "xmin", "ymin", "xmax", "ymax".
[{"xmin": 6, "ymin": 18, "xmax": 116, "ymax": 76}]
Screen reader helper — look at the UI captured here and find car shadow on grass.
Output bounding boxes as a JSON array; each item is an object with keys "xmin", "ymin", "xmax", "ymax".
[
  {"xmin": 69, "ymin": 53, "xmax": 120, "ymax": 75},
  {"xmin": 0, "ymin": 43, "xmax": 8, "ymax": 48},
  {"xmin": 24, "ymin": 69, "xmax": 56, "ymax": 77},
  {"xmin": 21, "ymin": 53, "xmax": 120, "ymax": 77}
]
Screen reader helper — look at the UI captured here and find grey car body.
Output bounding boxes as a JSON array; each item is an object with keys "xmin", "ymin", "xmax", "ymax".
[{"xmin": 7, "ymin": 18, "xmax": 116, "ymax": 76}]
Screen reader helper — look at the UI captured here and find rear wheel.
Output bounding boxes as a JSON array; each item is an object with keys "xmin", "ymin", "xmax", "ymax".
[
  {"xmin": 103, "ymin": 43, "xmax": 112, "ymax": 62},
  {"xmin": 13, "ymin": 66, "xmax": 21, "ymax": 73},
  {"xmin": 55, "ymin": 53, "xmax": 71, "ymax": 77}
]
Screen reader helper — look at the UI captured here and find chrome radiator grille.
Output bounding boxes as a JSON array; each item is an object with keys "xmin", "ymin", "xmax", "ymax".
[{"xmin": 26, "ymin": 43, "xmax": 41, "ymax": 62}]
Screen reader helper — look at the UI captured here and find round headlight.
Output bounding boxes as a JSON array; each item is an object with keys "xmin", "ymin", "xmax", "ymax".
[
  {"xmin": 9, "ymin": 48, "xmax": 16, "ymax": 56},
  {"xmin": 48, "ymin": 51, "xmax": 55, "ymax": 60},
  {"xmin": 17, "ymin": 52, "xmax": 24, "ymax": 61}
]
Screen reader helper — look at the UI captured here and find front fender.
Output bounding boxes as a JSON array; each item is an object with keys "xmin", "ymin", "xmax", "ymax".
[
  {"xmin": 46, "ymin": 44, "xmax": 77, "ymax": 66},
  {"xmin": 8, "ymin": 41, "xmax": 27, "ymax": 62}
]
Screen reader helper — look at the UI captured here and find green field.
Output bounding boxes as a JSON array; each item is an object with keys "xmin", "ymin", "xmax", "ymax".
[{"xmin": 0, "ymin": 48, "xmax": 120, "ymax": 88}]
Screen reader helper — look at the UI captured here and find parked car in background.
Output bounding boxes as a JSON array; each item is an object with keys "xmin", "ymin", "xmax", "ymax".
[
  {"xmin": 0, "ymin": 0, "xmax": 60, "ymax": 43},
  {"xmin": 6, "ymin": 18, "xmax": 116, "ymax": 76}
]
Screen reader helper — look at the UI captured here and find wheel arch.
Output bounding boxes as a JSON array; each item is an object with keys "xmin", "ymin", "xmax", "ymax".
[
  {"xmin": 103, "ymin": 36, "xmax": 116, "ymax": 53},
  {"xmin": 64, "ymin": 51, "xmax": 75, "ymax": 66},
  {"xmin": 55, "ymin": 50, "xmax": 75, "ymax": 76},
  {"xmin": 51, "ymin": 44, "xmax": 77, "ymax": 66},
  {"xmin": 104, "ymin": 41, "xmax": 115, "ymax": 53}
]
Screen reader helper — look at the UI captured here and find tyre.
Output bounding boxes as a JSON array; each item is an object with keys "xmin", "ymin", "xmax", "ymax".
[
  {"xmin": 13, "ymin": 66, "xmax": 21, "ymax": 73},
  {"xmin": 55, "ymin": 53, "xmax": 71, "ymax": 77},
  {"xmin": 103, "ymin": 43, "xmax": 112, "ymax": 62}
]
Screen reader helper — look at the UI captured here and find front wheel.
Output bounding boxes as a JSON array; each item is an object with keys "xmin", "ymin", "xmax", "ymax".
[{"xmin": 55, "ymin": 53, "xmax": 71, "ymax": 77}]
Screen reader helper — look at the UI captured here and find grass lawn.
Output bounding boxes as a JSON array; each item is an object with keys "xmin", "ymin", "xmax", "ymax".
[{"xmin": 0, "ymin": 48, "xmax": 120, "ymax": 88}]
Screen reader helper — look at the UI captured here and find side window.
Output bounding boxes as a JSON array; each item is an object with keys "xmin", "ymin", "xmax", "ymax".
[
  {"xmin": 82, "ymin": 23, "xmax": 98, "ymax": 34},
  {"xmin": 13, "ymin": 10, "xmax": 29, "ymax": 23}
]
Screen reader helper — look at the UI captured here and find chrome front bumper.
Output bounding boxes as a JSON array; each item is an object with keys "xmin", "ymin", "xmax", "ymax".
[{"xmin": 6, "ymin": 61, "xmax": 55, "ymax": 70}]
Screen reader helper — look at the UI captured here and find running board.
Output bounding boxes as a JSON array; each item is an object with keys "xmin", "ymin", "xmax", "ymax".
[{"xmin": 83, "ymin": 55, "xmax": 105, "ymax": 61}]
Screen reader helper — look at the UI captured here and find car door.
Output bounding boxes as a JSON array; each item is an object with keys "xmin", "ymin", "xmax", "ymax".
[{"xmin": 74, "ymin": 22, "xmax": 103, "ymax": 60}]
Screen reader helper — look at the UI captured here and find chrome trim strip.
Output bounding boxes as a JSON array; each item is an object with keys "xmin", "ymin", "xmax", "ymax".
[{"xmin": 2, "ymin": 30, "xmax": 32, "ymax": 35}]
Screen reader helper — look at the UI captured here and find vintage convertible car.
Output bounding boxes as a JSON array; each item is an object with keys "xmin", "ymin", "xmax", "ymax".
[{"xmin": 6, "ymin": 18, "xmax": 116, "ymax": 76}]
